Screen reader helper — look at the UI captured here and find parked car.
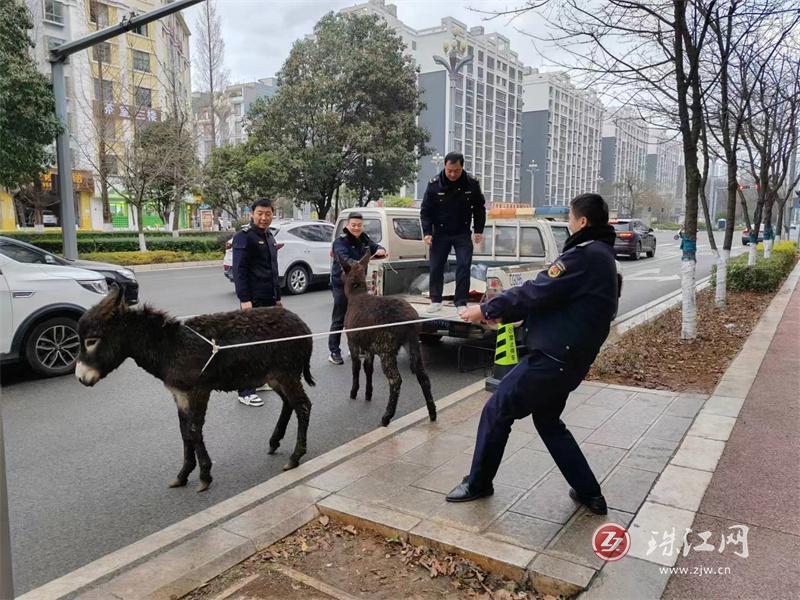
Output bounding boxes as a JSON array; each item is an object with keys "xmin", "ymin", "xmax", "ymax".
[
  {"xmin": 610, "ymin": 219, "xmax": 656, "ymax": 259},
  {"xmin": 223, "ymin": 219, "xmax": 335, "ymax": 295},
  {"xmin": 741, "ymin": 228, "xmax": 764, "ymax": 245},
  {"xmin": 0, "ymin": 252, "xmax": 109, "ymax": 377},
  {"xmin": 0, "ymin": 236, "xmax": 139, "ymax": 304}
]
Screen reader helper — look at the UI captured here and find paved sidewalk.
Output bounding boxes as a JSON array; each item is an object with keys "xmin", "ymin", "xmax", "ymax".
[{"xmin": 660, "ymin": 281, "xmax": 800, "ymax": 600}]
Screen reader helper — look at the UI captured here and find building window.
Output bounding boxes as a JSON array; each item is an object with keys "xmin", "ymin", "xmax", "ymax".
[
  {"xmin": 134, "ymin": 86, "xmax": 152, "ymax": 107},
  {"xmin": 105, "ymin": 156, "xmax": 118, "ymax": 175},
  {"xmin": 478, "ymin": 50, "xmax": 484, "ymax": 62},
  {"xmin": 132, "ymin": 50, "xmax": 150, "ymax": 73},
  {"xmin": 411, "ymin": 40, "xmax": 417, "ymax": 50},
  {"xmin": 94, "ymin": 78, "xmax": 113, "ymax": 101},
  {"xmin": 93, "ymin": 42, "xmax": 112, "ymax": 63},
  {"xmin": 130, "ymin": 21, "xmax": 148, "ymax": 36},
  {"xmin": 44, "ymin": 0, "xmax": 64, "ymax": 24},
  {"xmin": 89, "ymin": 1, "xmax": 109, "ymax": 26},
  {"xmin": 487, "ymin": 57, "xmax": 494, "ymax": 69}
]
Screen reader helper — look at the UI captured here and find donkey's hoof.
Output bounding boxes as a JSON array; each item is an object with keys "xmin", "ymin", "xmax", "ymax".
[
  {"xmin": 268, "ymin": 444, "xmax": 279, "ymax": 455},
  {"xmin": 196, "ymin": 480, "xmax": 211, "ymax": 493},
  {"xmin": 428, "ymin": 411, "xmax": 437, "ymax": 422},
  {"xmin": 365, "ymin": 394, "xmax": 372, "ymax": 402},
  {"xmin": 168, "ymin": 478, "xmax": 188, "ymax": 488},
  {"xmin": 283, "ymin": 458, "xmax": 299, "ymax": 471},
  {"xmin": 349, "ymin": 391, "xmax": 357, "ymax": 400},
  {"xmin": 380, "ymin": 415, "xmax": 392, "ymax": 427}
]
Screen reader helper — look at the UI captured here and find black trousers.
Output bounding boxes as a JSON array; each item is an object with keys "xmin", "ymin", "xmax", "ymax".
[
  {"xmin": 428, "ymin": 232, "xmax": 473, "ymax": 306},
  {"xmin": 467, "ymin": 352, "xmax": 601, "ymax": 497},
  {"xmin": 238, "ymin": 298, "xmax": 275, "ymax": 397},
  {"xmin": 328, "ymin": 285, "xmax": 348, "ymax": 354}
]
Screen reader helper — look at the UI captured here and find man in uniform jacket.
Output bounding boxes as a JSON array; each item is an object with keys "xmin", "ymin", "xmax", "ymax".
[
  {"xmin": 327, "ymin": 212, "xmax": 386, "ymax": 365},
  {"xmin": 420, "ymin": 152, "xmax": 486, "ymax": 314},
  {"xmin": 449, "ymin": 193, "xmax": 619, "ymax": 515},
  {"xmin": 231, "ymin": 198, "xmax": 281, "ymax": 406}
]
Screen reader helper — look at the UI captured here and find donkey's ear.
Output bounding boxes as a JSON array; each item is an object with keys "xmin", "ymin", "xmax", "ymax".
[
  {"xmin": 94, "ymin": 283, "xmax": 126, "ymax": 318},
  {"xmin": 111, "ymin": 283, "xmax": 127, "ymax": 308},
  {"xmin": 359, "ymin": 251, "xmax": 371, "ymax": 267},
  {"xmin": 336, "ymin": 254, "xmax": 352, "ymax": 273}
]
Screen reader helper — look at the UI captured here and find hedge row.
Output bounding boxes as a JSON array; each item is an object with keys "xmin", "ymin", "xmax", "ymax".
[
  {"xmin": 1, "ymin": 230, "xmax": 223, "ymax": 242},
  {"xmin": 81, "ymin": 250, "xmax": 224, "ymax": 265},
  {"xmin": 717, "ymin": 241, "xmax": 798, "ymax": 292},
  {"xmin": 24, "ymin": 236, "xmax": 225, "ymax": 254}
]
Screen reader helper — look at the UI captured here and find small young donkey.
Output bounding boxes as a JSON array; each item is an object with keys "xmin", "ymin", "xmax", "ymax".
[
  {"xmin": 339, "ymin": 252, "xmax": 435, "ymax": 426},
  {"xmin": 75, "ymin": 286, "xmax": 315, "ymax": 492}
]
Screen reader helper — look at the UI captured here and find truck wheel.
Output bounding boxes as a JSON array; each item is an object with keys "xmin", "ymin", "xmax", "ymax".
[{"xmin": 24, "ymin": 316, "xmax": 81, "ymax": 377}]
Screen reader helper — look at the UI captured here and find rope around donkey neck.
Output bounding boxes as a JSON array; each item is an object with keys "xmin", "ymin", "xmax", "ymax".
[{"xmin": 182, "ymin": 315, "xmax": 447, "ymax": 373}]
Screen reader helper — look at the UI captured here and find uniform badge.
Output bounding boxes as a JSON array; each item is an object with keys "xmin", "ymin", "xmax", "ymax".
[{"xmin": 548, "ymin": 260, "xmax": 566, "ymax": 278}]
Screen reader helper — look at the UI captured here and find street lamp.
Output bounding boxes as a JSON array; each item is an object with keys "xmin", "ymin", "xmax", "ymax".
[
  {"xmin": 431, "ymin": 152, "xmax": 444, "ymax": 172},
  {"xmin": 527, "ymin": 160, "xmax": 539, "ymax": 208},
  {"xmin": 433, "ymin": 39, "xmax": 473, "ymax": 153}
]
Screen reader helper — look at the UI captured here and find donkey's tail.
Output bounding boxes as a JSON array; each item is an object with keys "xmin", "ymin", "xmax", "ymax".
[
  {"xmin": 303, "ymin": 358, "xmax": 316, "ymax": 387},
  {"xmin": 405, "ymin": 335, "xmax": 423, "ymax": 375}
]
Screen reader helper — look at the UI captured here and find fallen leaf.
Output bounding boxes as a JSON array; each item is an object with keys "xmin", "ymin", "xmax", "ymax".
[
  {"xmin": 343, "ymin": 525, "xmax": 358, "ymax": 535},
  {"xmin": 318, "ymin": 515, "xmax": 330, "ymax": 527}
]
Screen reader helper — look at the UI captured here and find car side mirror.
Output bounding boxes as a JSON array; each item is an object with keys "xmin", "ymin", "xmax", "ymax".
[{"xmin": 648, "ymin": 228, "xmax": 654, "ymax": 233}]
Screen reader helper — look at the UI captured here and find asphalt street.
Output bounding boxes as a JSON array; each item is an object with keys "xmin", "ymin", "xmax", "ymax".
[{"xmin": 0, "ymin": 229, "xmax": 746, "ymax": 594}]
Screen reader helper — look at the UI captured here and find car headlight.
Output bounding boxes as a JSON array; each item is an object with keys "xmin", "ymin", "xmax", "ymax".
[
  {"xmin": 78, "ymin": 279, "xmax": 109, "ymax": 294},
  {"xmin": 119, "ymin": 268, "xmax": 136, "ymax": 281}
]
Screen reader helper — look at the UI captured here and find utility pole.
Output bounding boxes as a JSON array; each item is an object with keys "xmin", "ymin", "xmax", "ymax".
[{"xmin": 48, "ymin": 0, "xmax": 203, "ymax": 260}]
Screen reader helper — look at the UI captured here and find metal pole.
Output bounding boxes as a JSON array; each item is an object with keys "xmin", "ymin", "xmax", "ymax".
[
  {"xmin": 449, "ymin": 75, "xmax": 456, "ymax": 151},
  {"xmin": 0, "ymin": 406, "xmax": 14, "ymax": 598},
  {"xmin": 51, "ymin": 60, "xmax": 78, "ymax": 260},
  {"xmin": 530, "ymin": 170, "xmax": 534, "ymax": 207}
]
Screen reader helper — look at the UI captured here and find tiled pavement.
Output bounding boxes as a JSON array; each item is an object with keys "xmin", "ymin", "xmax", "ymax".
[{"xmin": 310, "ymin": 382, "xmax": 706, "ymax": 597}]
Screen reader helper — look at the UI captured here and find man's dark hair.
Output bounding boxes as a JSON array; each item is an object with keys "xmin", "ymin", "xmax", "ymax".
[
  {"xmin": 347, "ymin": 212, "xmax": 364, "ymax": 221},
  {"xmin": 569, "ymin": 193, "xmax": 609, "ymax": 227},
  {"xmin": 251, "ymin": 197, "xmax": 273, "ymax": 212},
  {"xmin": 444, "ymin": 152, "xmax": 464, "ymax": 166}
]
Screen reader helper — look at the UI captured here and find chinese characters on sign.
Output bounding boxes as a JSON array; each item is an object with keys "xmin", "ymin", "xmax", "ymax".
[
  {"xmin": 103, "ymin": 102, "xmax": 158, "ymax": 122},
  {"xmin": 647, "ymin": 525, "xmax": 749, "ymax": 559}
]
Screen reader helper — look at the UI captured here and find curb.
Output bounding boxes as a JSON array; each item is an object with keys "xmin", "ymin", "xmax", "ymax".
[
  {"xmin": 606, "ymin": 275, "xmax": 712, "ymax": 345},
  {"xmin": 19, "ymin": 382, "xmax": 486, "ymax": 600},
  {"xmin": 130, "ymin": 260, "xmax": 222, "ymax": 273}
]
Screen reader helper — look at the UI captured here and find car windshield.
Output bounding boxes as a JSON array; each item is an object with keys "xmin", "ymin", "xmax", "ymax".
[
  {"xmin": 611, "ymin": 222, "xmax": 632, "ymax": 231},
  {"xmin": 0, "ymin": 240, "xmax": 63, "ymax": 264}
]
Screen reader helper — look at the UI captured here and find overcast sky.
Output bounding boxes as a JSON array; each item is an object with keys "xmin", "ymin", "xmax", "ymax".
[{"xmin": 184, "ymin": 0, "xmax": 557, "ymax": 89}]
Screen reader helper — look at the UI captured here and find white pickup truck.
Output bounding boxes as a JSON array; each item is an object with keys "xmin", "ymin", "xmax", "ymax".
[{"xmin": 333, "ymin": 207, "xmax": 572, "ymax": 340}]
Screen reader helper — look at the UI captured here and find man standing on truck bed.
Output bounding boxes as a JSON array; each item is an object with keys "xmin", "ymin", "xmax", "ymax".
[
  {"xmin": 421, "ymin": 152, "xmax": 486, "ymax": 315},
  {"xmin": 447, "ymin": 193, "xmax": 618, "ymax": 515},
  {"xmin": 328, "ymin": 212, "xmax": 387, "ymax": 365}
]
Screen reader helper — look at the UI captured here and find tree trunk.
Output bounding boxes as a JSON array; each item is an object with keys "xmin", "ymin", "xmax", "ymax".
[
  {"xmin": 172, "ymin": 197, "xmax": 181, "ymax": 238},
  {"xmin": 738, "ymin": 189, "xmax": 752, "ymax": 230},
  {"xmin": 763, "ymin": 190, "xmax": 776, "ymax": 258},
  {"xmin": 334, "ymin": 185, "xmax": 340, "ymax": 222},
  {"xmin": 136, "ymin": 204, "xmax": 147, "ymax": 252},
  {"xmin": 714, "ymin": 249, "xmax": 729, "ymax": 308}
]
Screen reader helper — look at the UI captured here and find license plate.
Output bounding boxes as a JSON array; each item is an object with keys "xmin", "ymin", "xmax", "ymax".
[{"xmin": 510, "ymin": 273, "xmax": 524, "ymax": 287}]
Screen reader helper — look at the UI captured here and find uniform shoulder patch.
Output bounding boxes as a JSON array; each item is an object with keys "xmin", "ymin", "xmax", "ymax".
[
  {"xmin": 429, "ymin": 176, "xmax": 438, "ymax": 184},
  {"xmin": 240, "ymin": 223, "xmax": 251, "ymax": 232},
  {"xmin": 547, "ymin": 259, "xmax": 567, "ymax": 278},
  {"xmin": 577, "ymin": 240, "xmax": 594, "ymax": 247}
]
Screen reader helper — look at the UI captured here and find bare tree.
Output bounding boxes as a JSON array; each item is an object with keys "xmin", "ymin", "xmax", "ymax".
[
  {"xmin": 741, "ymin": 51, "xmax": 800, "ymax": 263},
  {"xmin": 194, "ymin": 0, "xmax": 227, "ymax": 154}
]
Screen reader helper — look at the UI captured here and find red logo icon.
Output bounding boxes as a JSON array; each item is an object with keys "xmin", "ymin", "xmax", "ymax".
[{"xmin": 592, "ymin": 523, "xmax": 630, "ymax": 561}]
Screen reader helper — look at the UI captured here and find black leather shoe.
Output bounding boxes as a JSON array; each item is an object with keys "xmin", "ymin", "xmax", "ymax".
[
  {"xmin": 569, "ymin": 488, "xmax": 608, "ymax": 515},
  {"xmin": 446, "ymin": 477, "xmax": 494, "ymax": 503}
]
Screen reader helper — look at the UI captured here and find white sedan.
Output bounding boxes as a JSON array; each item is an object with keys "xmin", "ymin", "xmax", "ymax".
[{"xmin": 223, "ymin": 219, "xmax": 335, "ymax": 295}]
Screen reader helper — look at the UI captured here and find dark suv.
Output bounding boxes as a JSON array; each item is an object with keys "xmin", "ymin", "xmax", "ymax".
[{"xmin": 610, "ymin": 219, "xmax": 656, "ymax": 260}]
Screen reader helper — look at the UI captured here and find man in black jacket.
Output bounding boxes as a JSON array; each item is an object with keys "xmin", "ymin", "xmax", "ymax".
[
  {"xmin": 446, "ymin": 193, "xmax": 618, "ymax": 515},
  {"xmin": 420, "ymin": 152, "xmax": 486, "ymax": 314},
  {"xmin": 231, "ymin": 198, "xmax": 282, "ymax": 406},
  {"xmin": 327, "ymin": 213, "xmax": 386, "ymax": 365}
]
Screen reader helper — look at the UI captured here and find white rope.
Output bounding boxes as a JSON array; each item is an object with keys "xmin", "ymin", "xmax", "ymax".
[{"xmin": 184, "ymin": 315, "xmax": 446, "ymax": 372}]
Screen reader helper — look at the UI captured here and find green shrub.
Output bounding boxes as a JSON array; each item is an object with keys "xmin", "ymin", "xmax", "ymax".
[
  {"xmin": 81, "ymin": 250, "xmax": 223, "ymax": 265},
  {"xmin": 719, "ymin": 241, "xmax": 798, "ymax": 292},
  {"xmin": 8, "ymin": 234, "xmax": 225, "ymax": 254},
  {"xmin": 652, "ymin": 222, "xmax": 682, "ymax": 231}
]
